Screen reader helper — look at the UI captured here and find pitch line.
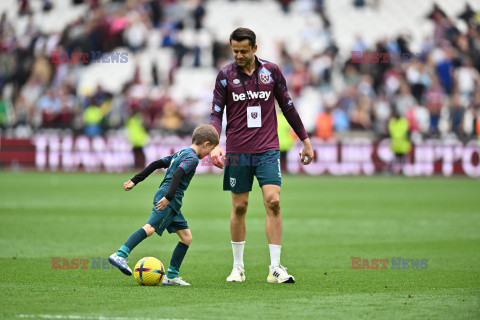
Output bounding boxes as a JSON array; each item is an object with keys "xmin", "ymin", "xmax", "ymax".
[{"xmin": 16, "ymin": 315, "xmax": 188, "ymax": 320}]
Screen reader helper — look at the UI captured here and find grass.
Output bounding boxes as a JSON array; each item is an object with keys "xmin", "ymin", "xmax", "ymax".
[{"xmin": 0, "ymin": 171, "xmax": 479, "ymax": 319}]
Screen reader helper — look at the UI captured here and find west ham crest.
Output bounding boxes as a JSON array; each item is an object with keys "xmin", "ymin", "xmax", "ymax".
[{"xmin": 260, "ymin": 73, "xmax": 270, "ymax": 84}]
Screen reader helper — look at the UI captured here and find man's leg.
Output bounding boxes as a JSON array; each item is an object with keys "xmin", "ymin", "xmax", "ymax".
[
  {"xmin": 226, "ymin": 192, "xmax": 249, "ymax": 282},
  {"xmin": 261, "ymin": 184, "xmax": 282, "ymax": 251},
  {"xmin": 261, "ymin": 184, "xmax": 294, "ymax": 283},
  {"xmin": 231, "ymin": 192, "xmax": 249, "ymax": 242}
]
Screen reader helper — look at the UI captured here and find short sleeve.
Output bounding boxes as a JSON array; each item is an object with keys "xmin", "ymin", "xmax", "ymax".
[
  {"xmin": 178, "ymin": 152, "xmax": 199, "ymax": 174},
  {"xmin": 161, "ymin": 155, "xmax": 173, "ymax": 167}
]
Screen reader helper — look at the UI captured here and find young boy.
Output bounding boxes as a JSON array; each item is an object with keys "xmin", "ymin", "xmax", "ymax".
[{"xmin": 109, "ymin": 124, "xmax": 219, "ymax": 285}]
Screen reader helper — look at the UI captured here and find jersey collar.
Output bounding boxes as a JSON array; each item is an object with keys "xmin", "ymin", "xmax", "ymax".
[{"xmin": 236, "ymin": 55, "xmax": 262, "ymax": 76}]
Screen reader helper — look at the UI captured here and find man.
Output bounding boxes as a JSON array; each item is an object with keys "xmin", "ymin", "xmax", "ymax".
[{"xmin": 209, "ymin": 28, "xmax": 314, "ymax": 283}]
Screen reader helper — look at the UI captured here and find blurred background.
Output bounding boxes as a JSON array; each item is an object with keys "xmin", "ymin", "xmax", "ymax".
[{"xmin": 0, "ymin": 0, "xmax": 479, "ymax": 176}]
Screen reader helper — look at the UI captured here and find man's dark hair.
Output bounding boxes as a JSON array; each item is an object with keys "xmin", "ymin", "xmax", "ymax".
[
  {"xmin": 229, "ymin": 28, "xmax": 256, "ymax": 48},
  {"xmin": 192, "ymin": 124, "xmax": 220, "ymax": 146}
]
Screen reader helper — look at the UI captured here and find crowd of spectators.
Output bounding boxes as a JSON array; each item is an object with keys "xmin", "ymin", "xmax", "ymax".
[
  {"xmin": 0, "ymin": 0, "xmax": 218, "ymax": 137},
  {"xmin": 0, "ymin": 0, "xmax": 479, "ymax": 142},
  {"xmin": 306, "ymin": 2, "xmax": 480, "ymax": 141}
]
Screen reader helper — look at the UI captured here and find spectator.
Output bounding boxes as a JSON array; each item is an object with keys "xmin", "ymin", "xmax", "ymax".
[
  {"xmin": 83, "ymin": 102, "xmax": 103, "ymax": 136},
  {"xmin": 394, "ymin": 82, "xmax": 416, "ymax": 117},
  {"xmin": 160, "ymin": 101, "xmax": 183, "ymax": 133},
  {"xmin": 423, "ymin": 75, "xmax": 445, "ymax": 135},
  {"xmin": 124, "ymin": 15, "xmax": 149, "ymax": 52},
  {"xmin": 450, "ymin": 94, "xmax": 465, "ymax": 137},
  {"xmin": 436, "ymin": 47, "xmax": 455, "ymax": 94},
  {"xmin": 0, "ymin": 91, "xmax": 13, "ymax": 128},
  {"xmin": 314, "ymin": 107, "xmax": 334, "ymax": 140},
  {"xmin": 454, "ymin": 58, "xmax": 480, "ymax": 103},
  {"xmin": 37, "ymin": 89, "xmax": 61, "ymax": 127},
  {"xmin": 192, "ymin": 0, "xmax": 205, "ymax": 29},
  {"xmin": 126, "ymin": 113, "xmax": 149, "ymax": 168},
  {"xmin": 350, "ymin": 94, "xmax": 372, "ymax": 130},
  {"xmin": 13, "ymin": 93, "xmax": 32, "ymax": 126},
  {"xmin": 18, "ymin": 0, "xmax": 32, "ymax": 16},
  {"xmin": 388, "ymin": 108, "xmax": 411, "ymax": 174},
  {"xmin": 372, "ymin": 95, "xmax": 391, "ymax": 136}
]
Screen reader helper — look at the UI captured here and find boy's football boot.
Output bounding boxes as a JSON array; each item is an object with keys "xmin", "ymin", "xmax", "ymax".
[
  {"xmin": 108, "ymin": 253, "xmax": 133, "ymax": 276},
  {"xmin": 162, "ymin": 277, "xmax": 191, "ymax": 286}
]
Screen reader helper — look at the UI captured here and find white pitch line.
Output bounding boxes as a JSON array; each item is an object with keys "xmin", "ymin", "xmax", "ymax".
[{"xmin": 16, "ymin": 315, "xmax": 188, "ymax": 320}]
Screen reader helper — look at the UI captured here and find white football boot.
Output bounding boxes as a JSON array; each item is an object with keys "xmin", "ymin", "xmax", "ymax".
[
  {"xmin": 267, "ymin": 265, "xmax": 295, "ymax": 283},
  {"xmin": 226, "ymin": 265, "xmax": 245, "ymax": 282},
  {"xmin": 162, "ymin": 277, "xmax": 191, "ymax": 286},
  {"xmin": 108, "ymin": 253, "xmax": 132, "ymax": 276}
]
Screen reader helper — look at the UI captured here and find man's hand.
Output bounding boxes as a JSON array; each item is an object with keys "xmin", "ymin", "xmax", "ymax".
[
  {"xmin": 210, "ymin": 145, "xmax": 225, "ymax": 169},
  {"xmin": 299, "ymin": 138, "xmax": 314, "ymax": 165},
  {"xmin": 124, "ymin": 180, "xmax": 135, "ymax": 191},
  {"xmin": 155, "ymin": 197, "xmax": 170, "ymax": 211}
]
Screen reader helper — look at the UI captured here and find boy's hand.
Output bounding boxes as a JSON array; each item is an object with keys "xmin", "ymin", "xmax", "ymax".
[
  {"xmin": 155, "ymin": 197, "xmax": 170, "ymax": 211},
  {"xmin": 124, "ymin": 180, "xmax": 135, "ymax": 191}
]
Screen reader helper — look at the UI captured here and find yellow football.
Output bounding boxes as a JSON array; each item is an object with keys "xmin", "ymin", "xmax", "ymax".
[{"xmin": 133, "ymin": 257, "xmax": 165, "ymax": 286}]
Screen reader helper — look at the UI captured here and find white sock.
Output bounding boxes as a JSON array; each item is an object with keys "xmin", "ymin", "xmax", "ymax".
[
  {"xmin": 231, "ymin": 241, "xmax": 245, "ymax": 267},
  {"xmin": 269, "ymin": 244, "xmax": 281, "ymax": 267}
]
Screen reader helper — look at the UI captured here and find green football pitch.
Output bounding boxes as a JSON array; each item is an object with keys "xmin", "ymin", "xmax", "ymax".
[{"xmin": 0, "ymin": 171, "xmax": 479, "ymax": 320}]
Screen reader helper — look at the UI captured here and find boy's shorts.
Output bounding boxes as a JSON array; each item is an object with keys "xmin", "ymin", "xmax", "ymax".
[
  {"xmin": 223, "ymin": 150, "xmax": 281, "ymax": 193},
  {"xmin": 147, "ymin": 206, "xmax": 189, "ymax": 236}
]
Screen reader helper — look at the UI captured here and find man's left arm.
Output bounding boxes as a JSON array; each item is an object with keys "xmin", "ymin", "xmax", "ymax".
[{"xmin": 273, "ymin": 65, "xmax": 314, "ymax": 165}]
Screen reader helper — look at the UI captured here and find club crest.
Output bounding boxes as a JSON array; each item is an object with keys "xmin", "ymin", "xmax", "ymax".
[
  {"xmin": 230, "ymin": 177, "xmax": 236, "ymax": 187},
  {"xmin": 260, "ymin": 73, "xmax": 270, "ymax": 84},
  {"xmin": 233, "ymin": 79, "xmax": 240, "ymax": 84},
  {"xmin": 251, "ymin": 112, "xmax": 258, "ymax": 119}
]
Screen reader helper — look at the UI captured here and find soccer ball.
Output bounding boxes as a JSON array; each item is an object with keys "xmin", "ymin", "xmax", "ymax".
[{"xmin": 133, "ymin": 257, "xmax": 166, "ymax": 286}]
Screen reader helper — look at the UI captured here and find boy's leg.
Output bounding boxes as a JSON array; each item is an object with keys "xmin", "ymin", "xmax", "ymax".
[
  {"xmin": 117, "ymin": 224, "xmax": 155, "ymax": 258},
  {"xmin": 167, "ymin": 228, "xmax": 192, "ymax": 279},
  {"xmin": 108, "ymin": 224, "xmax": 154, "ymax": 276},
  {"xmin": 109, "ymin": 207, "xmax": 174, "ymax": 276},
  {"xmin": 162, "ymin": 229, "xmax": 191, "ymax": 286}
]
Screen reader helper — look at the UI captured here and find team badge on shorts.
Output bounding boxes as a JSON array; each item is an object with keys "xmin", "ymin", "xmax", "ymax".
[
  {"xmin": 260, "ymin": 73, "xmax": 270, "ymax": 84},
  {"xmin": 230, "ymin": 177, "xmax": 236, "ymax": 187}
]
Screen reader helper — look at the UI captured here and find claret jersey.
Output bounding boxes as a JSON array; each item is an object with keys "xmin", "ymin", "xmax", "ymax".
[{"xmin": 210, "ymin": 56, "xmax": 308, "ymax": 154}]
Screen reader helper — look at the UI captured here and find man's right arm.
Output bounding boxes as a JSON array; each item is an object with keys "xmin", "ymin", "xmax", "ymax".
[
  {"xmin": 210, "ymin": 70, "xmax": 227, "ymax": 136},
  {"xmin": 209, "ymin": 70, "xmax": 228, "ymax": 169}
]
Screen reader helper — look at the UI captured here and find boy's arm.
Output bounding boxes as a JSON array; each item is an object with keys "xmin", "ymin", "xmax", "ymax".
[
  {"xmin": 155, "ymin": 152, "xmax": 199, "ymax": 210},
  {"xmin": 155, "ymin": 167, "xmax": 185, "ymax": 210},
  {"xmin": 124, "ymin": 158, "xmax": 171, "ymax": 191}
]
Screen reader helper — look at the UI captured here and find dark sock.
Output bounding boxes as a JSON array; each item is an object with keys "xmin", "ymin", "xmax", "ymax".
[
  {"xmin": 166, "ymin": 241, "xmax": 189, "ymax": 279},
  {"xmin": 117, "ymin": 228, "xmax": 148, "ymax": 258}
]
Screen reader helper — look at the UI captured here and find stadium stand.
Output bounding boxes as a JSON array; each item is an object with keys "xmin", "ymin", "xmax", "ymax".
[{"xmin": 0, "ymin": 0, "xmax": 479, "ymax": 143}]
